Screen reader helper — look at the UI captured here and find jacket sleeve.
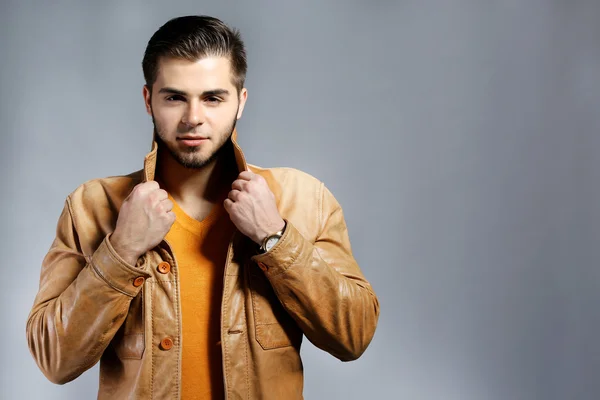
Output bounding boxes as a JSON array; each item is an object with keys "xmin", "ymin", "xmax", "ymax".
[
  {"xmin": 26, "ymin": 196, "xmax": 151, "ymax": 384},
  {"xmin": 251, "ymin": 183, "xmax": 380, "ymax": 361}
]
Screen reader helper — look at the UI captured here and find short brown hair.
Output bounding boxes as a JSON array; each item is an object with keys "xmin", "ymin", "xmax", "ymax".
[{"xmin": 142, "ymin": 15, "xmax": 247, "ymax": 93}]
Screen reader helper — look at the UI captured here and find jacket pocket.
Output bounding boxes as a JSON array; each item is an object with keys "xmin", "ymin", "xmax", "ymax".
[
  {"xmin": 113, "ymin": 289, "xmax": 146, "ymax": 360},
  {"xmin": 248, "ymin": 262, "xmax": 302, "ymax": 350}
]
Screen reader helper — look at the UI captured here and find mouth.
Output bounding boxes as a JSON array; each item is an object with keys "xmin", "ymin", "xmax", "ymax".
[{"xmin": 178, "ymin": 136, "xmax": 208, "ymax": 147}]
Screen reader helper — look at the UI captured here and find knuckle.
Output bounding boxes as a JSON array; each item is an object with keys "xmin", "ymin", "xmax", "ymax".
[
  {"xmin": 140, "ymin": 181, "xmax": 156, "ymax": 193},
  {"xmin": 148, "ymin": 191, "xmax": 161, "ymax": 203},
  {"xmin": 130, "ymin": 185, "xmax": 142, "ymax": 197}
]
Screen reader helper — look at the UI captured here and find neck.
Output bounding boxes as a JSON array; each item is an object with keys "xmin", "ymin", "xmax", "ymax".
[{"xmin": 155, "ymin": 144, "xmax": 236, "ymax": 206}]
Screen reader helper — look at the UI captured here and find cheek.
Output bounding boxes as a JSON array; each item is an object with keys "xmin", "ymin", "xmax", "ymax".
[
  {"xmin": 210, "ymin": 104, "xmax": 239, "ymax": 122},
  {"xmin": 154, "ymin": 107, "xmax": 181, "ymax": 128}
]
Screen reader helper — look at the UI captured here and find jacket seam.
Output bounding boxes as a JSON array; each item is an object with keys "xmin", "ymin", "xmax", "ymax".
[
  {"xmin": 279, "ymin": 225, "xmax": 302, "ymax": 269},
  {"xmin": 268, "ymin": 281, "xmax": 303, "ymax": 351},
  {"xmin": 272, "ymin": 248, "xmax": 300, "ymax": 277},
  {"xmin": 67, "ymin": 195, "xmax": 135, "ymax": 297},
  {"xmin": 244, "ymin": 288, "xmax": 250, "ymax": 400},
  {"xmin": 318, "ymin": 182, "xmax": 324, "ymax": 236},
  {"xmin": 90, "ymin": 261, "xmax": 134, "ymax": 297},
  {"xmin": 174, "ymin": 258, "xmax": 181, "ymax": 400},
  {"xmin": 150, "ymin": 282, "xmax": 155, "ymax": 400},
  {"xmin": 60, "ymin": 196, "xmax": 133, "ymax": 381},
  {"xmin": 90, "ymin": 243, "xmax": 136, "ymax": 297},
  {"xmin": 222, "ymin": 271, "xmax": 231, "ymax": 399},
  {"xmin": 65, "ymin": 195, "xmax": 84, "ymax": 255},
  {"xmin": 316, "ymin": 184, "xmax": 343, "ymax": 240}
]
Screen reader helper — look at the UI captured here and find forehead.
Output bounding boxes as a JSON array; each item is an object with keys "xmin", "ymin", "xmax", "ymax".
[{"xmin": 154, "ymin": 56, "xmax": 235, "ymax": 91}]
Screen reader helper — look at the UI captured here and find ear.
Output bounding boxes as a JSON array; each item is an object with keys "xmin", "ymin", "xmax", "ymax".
[
  {"xmin": 143, "ymin": 85, "xmax": 152, "ymax": 115},
  {"xmin": 236, "ymin": 88, "xmax": 248, "ymax": 120}
]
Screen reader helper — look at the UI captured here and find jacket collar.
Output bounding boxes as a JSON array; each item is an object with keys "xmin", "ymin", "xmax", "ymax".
[{"xmin": 142, "ymin": 128, "xmax": 249, "ymax": 182}]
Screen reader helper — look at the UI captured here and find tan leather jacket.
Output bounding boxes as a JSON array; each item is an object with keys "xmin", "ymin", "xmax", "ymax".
[{"xmin": 26, "ymin": 130, "xmax": 380, "ymax": 399}]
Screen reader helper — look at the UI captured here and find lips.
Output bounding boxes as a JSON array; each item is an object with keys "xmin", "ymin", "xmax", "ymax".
[
  {"xmin": 178, "ymin": 136, "xmax": 208, "ymax": 140},
  {"xmin": 178, "ymin": 136, "xmax": 208, "ymax": 147}
]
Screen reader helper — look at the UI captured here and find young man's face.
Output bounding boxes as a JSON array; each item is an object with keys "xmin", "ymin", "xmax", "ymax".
[{"xmin": 143, "ymin": 56, "xmax": 247, "ymax": 169}]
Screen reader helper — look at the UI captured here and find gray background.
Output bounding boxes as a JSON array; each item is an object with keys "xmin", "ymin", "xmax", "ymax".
[{"xmin": 1, "ymin": 0, "xmax": 599, "ymax": 399}]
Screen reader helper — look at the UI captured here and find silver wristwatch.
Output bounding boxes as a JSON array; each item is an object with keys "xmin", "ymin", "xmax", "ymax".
[{"xmin": 259, "ymin": 222, "xmax": 286, "ymax": 253}]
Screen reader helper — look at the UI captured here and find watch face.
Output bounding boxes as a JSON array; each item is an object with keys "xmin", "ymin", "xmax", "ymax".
[{"xmin": 266, "ymin": 236, "xmax": 280, "ymax": 251}]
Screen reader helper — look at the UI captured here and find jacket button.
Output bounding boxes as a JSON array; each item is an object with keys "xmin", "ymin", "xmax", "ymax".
[
  {"xmin": 133, "ymin": 277, "xmax": 145, "ymax": 287},
  {"xmin": 160, "ymin": 337, "xmax": 174, "ymax": 350},
  {"xmin": 157, "ymin": 262, "xmax": 171, "ymax": 274}
]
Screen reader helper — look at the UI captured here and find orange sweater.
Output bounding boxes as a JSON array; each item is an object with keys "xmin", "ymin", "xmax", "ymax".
[{"xmin": 165, "ymin": 193, "xmax": 235, "ymax": 400}]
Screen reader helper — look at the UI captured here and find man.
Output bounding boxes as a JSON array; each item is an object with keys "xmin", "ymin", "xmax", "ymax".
[{"xmin": 26, "ymin": 15, "xmax": 379, "ymax": 399}]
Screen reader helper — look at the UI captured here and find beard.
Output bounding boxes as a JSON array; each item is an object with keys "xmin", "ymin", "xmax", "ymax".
[{"xmin": 152, "ymin": 114, "xmax": 237, "ymax": 170}]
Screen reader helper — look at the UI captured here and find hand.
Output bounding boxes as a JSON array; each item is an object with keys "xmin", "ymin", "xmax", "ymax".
[
  {"xmin": 111, "ymin": 181, "xmax": 175, "ymax": 265},
  {"xmin": 224, "ymin": 171, "xmax": 285, "ymax": 245}
]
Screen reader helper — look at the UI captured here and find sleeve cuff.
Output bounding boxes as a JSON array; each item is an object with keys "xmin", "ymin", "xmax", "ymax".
[
  {"xmin": 251, "ymin": 220, "xmax": 308, "ymax": 277},
  {"xmin": 90, "ymin": 234, "xmax": 151, "ymax": 297}
]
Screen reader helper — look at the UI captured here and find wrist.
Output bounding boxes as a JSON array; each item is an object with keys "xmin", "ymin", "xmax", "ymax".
[
  {"xmin": 256, "ymin": 219, "xmax": 286, "ymax": 245},
  {"xmin": 257, "ymin": 219, "xmax": 287, "ymax": 253},
  {"xmin": 109, "ymin": 233, "xmax": 141, "ymax": 266}
]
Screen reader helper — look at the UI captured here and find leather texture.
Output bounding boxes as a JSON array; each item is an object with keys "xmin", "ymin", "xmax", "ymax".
[{"xmin": 26, "ymin": 129, "xmax": 380, "ymax": 399}]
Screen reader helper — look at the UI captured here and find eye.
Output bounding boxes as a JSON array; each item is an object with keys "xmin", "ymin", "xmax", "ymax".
[
  {"xmin": 166, "ymin": 95, "xmax": 185, "ymax": 102},
  {"xmin": 205, "ymin": 97, "xmax": 222, "ymax": 104}
]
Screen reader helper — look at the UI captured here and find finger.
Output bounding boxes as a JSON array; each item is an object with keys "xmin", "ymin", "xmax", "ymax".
[
  {"xmin": 161, "ymin": 199, "xmax": 174, "ymax": 212},
  {"xmin": 142, "ymin": 180, "xmax": 160, "ymax": 191},
  {"xmin": 231, "ymin": 179, "xmax": 246, "ymax": 192},
  {"xmin": 228, "ymin": 189, "xmax": 241, "ymax": 202},
  {"xmin": 149, "ymin": 189, "xmax": 168, "ymax": 204},
  {"xmin": 166, "ymin": 210, "xmax": 176, "ymax": 223},
  {"xmin": 223, "ymin": 198, "xmax": 234, "ymax": 211},
  {"xmin": 155, "ymin": 189, "xmax": 169, "ymax": 200},
  {"xmin": 135, "ymin": 181, "xmax": 159, "ymax": 198},
  {"xmin": 238, "ymin": 171, "xmax": 254, "ymax": 181}
]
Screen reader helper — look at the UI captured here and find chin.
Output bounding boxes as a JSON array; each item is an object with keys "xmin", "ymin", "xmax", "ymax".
[
  {"xmin": 180, "ymin": 147, "xmax": 219, "ymax": 168},
  {"xmin": 176, "ymin": 157, "xmax": 212, "ymax": 170}
]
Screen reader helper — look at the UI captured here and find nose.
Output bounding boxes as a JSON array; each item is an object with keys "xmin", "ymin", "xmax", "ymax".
[{"xmin": 182, "ymin": 99, "xmax": 205, "ymax": 127}]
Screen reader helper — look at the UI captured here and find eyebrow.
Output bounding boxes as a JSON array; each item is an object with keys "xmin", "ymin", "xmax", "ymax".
[{"xmin": 158, "ymin": 87, "xmax": 230, "ymax": 97}]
